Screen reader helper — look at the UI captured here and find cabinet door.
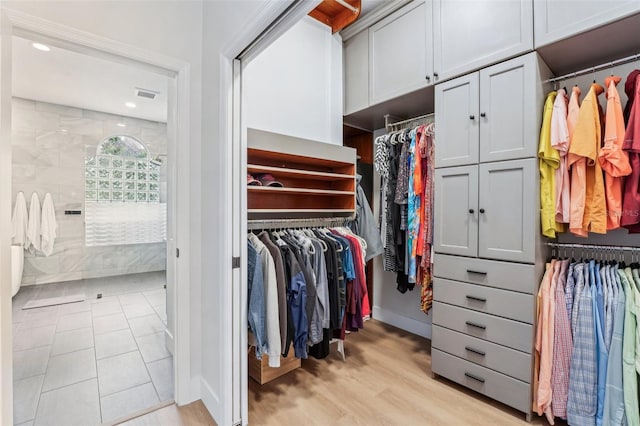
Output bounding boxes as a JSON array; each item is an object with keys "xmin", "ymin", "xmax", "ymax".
[
  {"xmin": 534, "ymin": 0, "xmax": 640, "ymax": 47},
  {"xmin": 435, "ymin": 73, "xmax": 479, "ymax": 168},
  {"xmin": 479, "ymin": 54, "xmax": 537, "ymax": 163},
  {"xmin": 478, "ymin": 159, "xmax": 535, "ymax": 263},
  {"xmin": 434, "ymin": 165, "xmax": 478, "ymax": 257},
  {"xmin": 369, "ymin": 0, "xmax": 432, "ymax": 104},
  {"xmin": 344, "ymin": 30, "xmax": 369, "ymax": 115},
  {"xmin": 433, "ymin": 0, "xmax": 533, "ymax": 81}
]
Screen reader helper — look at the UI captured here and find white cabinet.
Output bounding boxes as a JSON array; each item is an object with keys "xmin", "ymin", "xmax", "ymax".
[
  {"xmin": 478, "ymin": 159, "xmax": 536, "ymax": 263},
  {"xmin": 434, "ymin": 159, "xmax": 536, "ymax": 263},
  {"xmin": 534, "ymin": 0, "xmax": 640, "ymax": 47},
  {"xmin": 434, "ymin": 166, "xmax": 478, "ymax": 257},
  {"xmin": 434, "ymin": 73, "xmax": 479, "ymax": 168},
  {"xmin": 369, "ymin": 0, "xmax": 433, "ymax": 104},
  {"xmin": 435, "ymin": 53, "xmax": 541, "ymax": 167},
  {"xmin": 433, "ymin": 0, "xmax": 533, "ymax": 81},
  {"xmin": 343, "ymin": 30, "xmax": 369, "ymax": 115}
]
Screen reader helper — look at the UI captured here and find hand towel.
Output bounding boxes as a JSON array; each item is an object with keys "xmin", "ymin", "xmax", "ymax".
[
  {"xmin": 26, "ymin": 192, "xmax": 41, "ymax": 254},
  {"xmin": 40, "ymin": 193, "xmax": 58, "ymax": 257},
  {"xmin": 11, "ymin": 191, "xmax": 28, "ymax": 247}
]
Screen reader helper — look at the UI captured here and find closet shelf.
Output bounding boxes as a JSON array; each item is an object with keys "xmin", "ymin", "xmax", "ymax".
[
  {"xmin": 248, "ymin": 209, "xmax": 354, "ymax": 217},
  {"xmin": 247, "ymin": 164, "xmax": 354, "ymax": 181},
  {"xmin": 248, "ymin": 186, "xmax": 354, "ymax": 196}
]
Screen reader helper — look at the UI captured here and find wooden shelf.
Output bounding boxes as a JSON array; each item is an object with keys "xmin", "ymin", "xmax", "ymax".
[
  {"xmin": 247, "ymin": 164, "xmax": 354, "ymax": 181},
  {"xmin": 248, "ymin": 186, "xmax": 354, "ymax": 196},
  {"xmin": 247, "ymin": 129, "xmax": 357, "ymax": 220}
]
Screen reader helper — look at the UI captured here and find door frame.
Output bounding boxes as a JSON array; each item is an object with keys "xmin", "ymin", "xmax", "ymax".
[{"xmin": 0, "ymin": 9, "xmax": 190, "ymax": 424}]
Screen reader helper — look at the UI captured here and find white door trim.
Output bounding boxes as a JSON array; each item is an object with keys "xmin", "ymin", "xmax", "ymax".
[{"xmin": 0, "ymin": 9, "xmax": 192, "ymax": 424}]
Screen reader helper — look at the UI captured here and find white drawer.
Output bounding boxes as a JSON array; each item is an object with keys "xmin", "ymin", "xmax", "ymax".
[
  {"xmin": 432, "ymin": 302, "xmax": 533, "ymax": 353},
  {"xmin": 434, "ymin": 253, "xmax": 537, "ymax": 294},
  {"xmin": 432, "ymin": 325, "xmax": 531, "ymax": 383},
  {"xmin": 433, "ymin": 277, "xmax": 534, "ymax": 323}
]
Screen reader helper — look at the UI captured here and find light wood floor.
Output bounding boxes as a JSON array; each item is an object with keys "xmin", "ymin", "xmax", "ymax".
[
  {"xmin": 117, "ymin": 401, "xmax": 216, "ymax": 426},
  {"xmin": 249, "ymin": 319, "xmax": 562, "ymax": 426},
  {"xmin": 120, "ymin": 320, "xmax": 563, "ymax": 426}
]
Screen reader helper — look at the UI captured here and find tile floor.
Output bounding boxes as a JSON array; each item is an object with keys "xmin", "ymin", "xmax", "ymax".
[{"xmin": 12, "ymin": 271, "xmax": 173, "ymax": 426}]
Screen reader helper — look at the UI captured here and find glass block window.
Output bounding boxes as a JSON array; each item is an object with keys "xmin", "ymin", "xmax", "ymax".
[
  {"xmin": 85, "ymin": 135, "xmax": 160, "ymax": 204},
  {"xmin": 85, "ymin": 135, "xmax": 165, "ymax": 247}
]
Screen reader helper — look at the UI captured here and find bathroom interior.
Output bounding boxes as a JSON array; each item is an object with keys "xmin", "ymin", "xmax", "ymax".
[{"xmin": 10, "ymin": 35, "xmax": 174, "ymax": 425}]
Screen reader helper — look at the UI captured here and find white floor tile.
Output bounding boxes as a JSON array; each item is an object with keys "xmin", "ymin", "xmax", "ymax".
[
  {"xmin": 122, "ymin": 302, "xmax": 155, "ymax": 319},
  {"xmin": 13, "ymin": 375, "xmax": 44, "ymax": 424},
  {"xmin": 152, "ymin": 304, "xmax": 167, "ymax": 322},
  {"xmin": 143, "ymin": 289, "xmax": 165, "ymax": 307},
  {"xmin": 93, "ymin": 312, "xmax": 128, "ymax": 335},
  {"xmin": 42, "ymin": 348, "xmax": 96, "ymax": 392},
  {"xmin": 51, "ymin": 327, "xmax": 94, "ymax": 356},
  {"xmin": 35, "ymin": 379, "xmax": 101, "ymax": 426},
  {"xmin": 56, "ymin": 311, "xmax": 92, "ymax": 332},
  {"xmin": 135, "ymin": 331, "xmax": 170, "ymax": 363},
  {"xmin": 100, "ymin": 382, "xmax": 159, "ymax": 423},
  {"xmin": 91, "ymin": 301, "xmax": 122, "ymax": 318},
  {"xmin": 118, "ymin": 293, "xmax": 147, "ymax": 306},
  {"xmin": 128, "ymin": 314, "xmax": 165, "ymax": 337},
  {"xmin": 57, "ymin": 300, "xmax": 91, "ymax": 315},
  {"xmin": 95, "ymin": 329, "xmax": 137, "ymax": 360},
  {"xmin": 13, "ymin": 325, "xmax": 56, "ymax": 352},
  {"xmin": 97, "ymin": 351, "xmax": 150, "ymax": 396},
  {"xmin": 13, "ymin": 346, "xmax": 51, "ymax": 381},
  {"xmin": 147, "ymin": 356, "xmax": 174, "ymax": 402}
]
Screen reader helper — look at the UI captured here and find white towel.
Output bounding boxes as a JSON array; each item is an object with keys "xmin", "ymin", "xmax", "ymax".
[
  {"xmin": 11, "ymin": 191, "xmax": 28, "ymax": 247},
  {"xmin": 26, "ymin": 192, "xmax": 41, "ymax": 254},
  {"xmin": 40, "ymin": 193, "xmax": 58, "ymax": 257}
]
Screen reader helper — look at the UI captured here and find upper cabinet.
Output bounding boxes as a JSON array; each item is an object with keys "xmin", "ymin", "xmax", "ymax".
[
  {"xmin": 435, "ymin": 53, "xmax": 544, "ymax": 167},
  {"xmin": 344, "ymin": 29, "xmax": 369, "ymax": 115},
  {"xmin": 369, "ymin": 0, "xmax": 433, "ymax": 104},
  {"xmin": 432, "ymin": 0, "xmax": 533, "ymax": 82},
  {"xmin": 534, "ymin": 0, "xmax": 640, "ymax": 47}
]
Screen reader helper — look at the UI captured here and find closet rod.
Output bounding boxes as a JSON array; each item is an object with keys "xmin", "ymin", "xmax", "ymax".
[
  {"xmin": 545, "ymin": 242, "xmax": 640, "ymax": 252},
  {"xmin": 385, "ymin": 113, "xmax": 435, "ymax": 131},
  {"xmin": 543, "ymin": 53, "xmax": 640, "ymax": 84},
  {"xmin": 335, "ymin": 0, "xmax": 359, "ymax": 14},
  {"xmin": 247, "ymin": 216, "xmax": 349, "ymax": 230}
]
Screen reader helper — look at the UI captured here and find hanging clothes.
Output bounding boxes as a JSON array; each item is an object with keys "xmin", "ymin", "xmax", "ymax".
[
  {"xmin": 539, "ymin": 91, "xmax": 563, "ymax": 238},
  {"xmin": 26, "ymin": 192, "xmax": 41, "ymax": 254},
  {"xmin": 568, "ymin": 83, "xmax": 606, "ymax": 236},
  {"xmin": 551, "ymin": 89, "xmax": 571, "ymax": 224},
  {"xmin": 621, "ymin": 72, "xmax": 640, "ymax": 232},
  {"xmin": 12, "ymin": 191, "xmax": 28, "ymax": 247},
  {"xmin": 40, "ymin": 193, "xmax": 58, "ymax": 257},
  {"xmin": 599, "ymin": 76, "xmax": 632, "ymax": 230}
]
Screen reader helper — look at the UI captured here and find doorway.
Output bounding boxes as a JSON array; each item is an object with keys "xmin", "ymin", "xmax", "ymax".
[{"xmin": 1, "ymin": 11, "xmax": 191, "ymax": 426}]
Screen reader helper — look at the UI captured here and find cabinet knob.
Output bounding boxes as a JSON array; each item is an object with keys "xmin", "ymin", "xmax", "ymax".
[
  {"xmin": 480, "ymin": 112, "xmax": 486, "ymax": 118},
  {"xmin": 479, "ymin": 208, "xmax": 485, "ymax": 214},
  {"xmin": 433, "ymin": 72, "xmax": 439, "ymax": 78},
  {"xmin": 425, "ymin": 75, "xmax": 431, "ymax": 82},
  {"xmin": 468, "ymin": 209, "xmax": 474, "ymax": 214},
  {"xmin": 469, "ymin": 115, "xmax": 475, "ymax": 120}
]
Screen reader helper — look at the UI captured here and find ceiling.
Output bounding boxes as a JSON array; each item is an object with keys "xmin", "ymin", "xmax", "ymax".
[
  {"xmin": 360, "ymin": 0, "xmax": 388, "ymax": 17},
  {"xmin": 12, "ymin": 36, "xmax": 169, "ymax": 123}
]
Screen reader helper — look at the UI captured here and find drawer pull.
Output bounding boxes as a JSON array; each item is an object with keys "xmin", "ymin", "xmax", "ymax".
[
  {"xmin": 466, "ymin": 295, "xmax": 487, "ymax": 303},
  {"xmin": 465, "ymin": 372, "xmax": 486, "ymax": 383},
  {"xmin": 466, "ymin": 269, "xmax": 487, "ymax": 275},
  {"xmin": 465, "ymin": 346, "xmax": 486, "ymax": 356},
  {"xmin": 465, "ymin": 321, "xmax": 487, "ymax": 330}
]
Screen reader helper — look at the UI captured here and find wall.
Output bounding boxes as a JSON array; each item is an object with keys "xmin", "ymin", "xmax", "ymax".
[
  {"xmin": 243, "ymin": 16, "xmax": 343, "ymax": 145},
  {"xmin": 371, "ymin": 128, "xmax": 432, "ymax": 338},
  {"xmin": 11, "ymin": 97, "xmax": 167, "ymax": 285}
]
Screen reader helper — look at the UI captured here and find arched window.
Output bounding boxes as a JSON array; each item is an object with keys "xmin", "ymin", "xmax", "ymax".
[{"xmin": 85, "ymin": 135, "xmax": 160, "ymax": 203}]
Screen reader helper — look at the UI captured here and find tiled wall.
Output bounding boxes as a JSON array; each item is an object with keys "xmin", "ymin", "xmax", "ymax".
[{"xmin": 11, "ymin": 97, "xmax": 168, "ymax": 285}]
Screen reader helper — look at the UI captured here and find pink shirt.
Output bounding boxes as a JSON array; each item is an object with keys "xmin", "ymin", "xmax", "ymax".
[{"xmin": 551, "ymin": 89, "xmax": 571, "ymax": 224}]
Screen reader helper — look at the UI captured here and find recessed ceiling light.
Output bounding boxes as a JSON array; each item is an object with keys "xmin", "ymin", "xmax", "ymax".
[
  {"xmin": 32, "ymin": 43, "xmax": 50, "ymax": 52},
  {"xmin": 116, "ymin": 123, "xmax": 126, "ymax": 127},
  {"xmin": 125, "ymin": 102, "xmax": 136, "ymax": 108}
]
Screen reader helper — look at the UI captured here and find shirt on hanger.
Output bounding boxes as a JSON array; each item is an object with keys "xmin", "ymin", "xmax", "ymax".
[
  {"xmin": 539, "ymin": 91, "xmax": 563, "ymax": 238},
  {"xmin": 551, "ymin": 89, "xmax": 571, "ymax": 224},
  {"xmin": 621, "ymin": 73, "xmax": 640, "ymax": 231}
]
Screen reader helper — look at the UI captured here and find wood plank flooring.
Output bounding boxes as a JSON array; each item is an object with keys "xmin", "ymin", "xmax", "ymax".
[
  {"xmin": 121, "ymin": 320, "xmax": 563, "ymax": 425},
  {"xmin": 249, "ymin": 319, "xmax": 560, "ymax": 426}
]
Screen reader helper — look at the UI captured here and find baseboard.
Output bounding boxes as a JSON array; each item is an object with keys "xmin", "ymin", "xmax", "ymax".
[
  {"xmin": 165, "ymin": 328, "xmax": 175, "ymax": 356},
  {"xmin": 372, "ymin": 306, "xmax": 432, "ymax": 339}
]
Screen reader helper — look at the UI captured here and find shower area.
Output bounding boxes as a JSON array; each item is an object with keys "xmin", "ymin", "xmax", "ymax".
[{"xmin": 11, "ymin": 36, "xmax": 174, "ymax": 425}]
